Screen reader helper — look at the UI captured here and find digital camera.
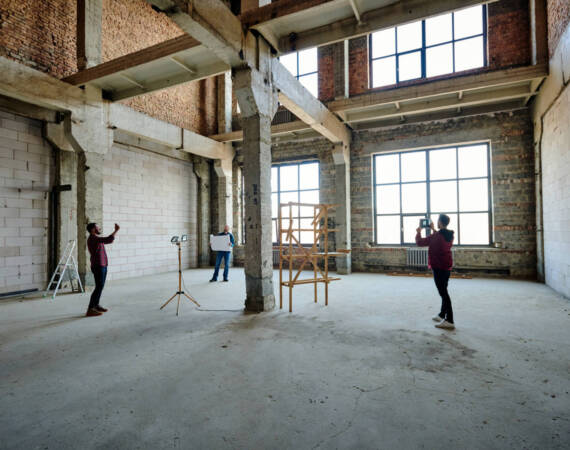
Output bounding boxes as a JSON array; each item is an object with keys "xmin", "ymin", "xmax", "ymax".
[{"xmin": 420, "ymin": 218, "xmax": 431, "ymax": 228}]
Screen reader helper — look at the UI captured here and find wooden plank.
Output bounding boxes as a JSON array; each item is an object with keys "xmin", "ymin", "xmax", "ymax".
[
  {"xmin": 240, "ymin": 0, "xmax": 335, "ymax": 27},
  {"xmin": 62, "ymin": 35, "xmax": 200, "ymax": 85},
  {"xmin": 281, "ymin": 277, "xmax": 341, "ymax": 286}
]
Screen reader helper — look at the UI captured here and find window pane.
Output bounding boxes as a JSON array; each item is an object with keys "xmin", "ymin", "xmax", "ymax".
[
  {"xmin": 430, "ymin": 213, "xmax": 458, "ymax": 234},
  {"xmin": 375, "ymin": 154, "xmax": 399, "ymax": 184},
  {"xmin": 430, "ymin": 180, "xmax": 458, "ymax": 211},
  {"xmin": 272, "ymin": 193, "xmax": 278, "ymax": 218},
  {"xmin": 271, "ymin": 166, "xmax": 278, "ymax": 192},
  {"xmin": 401, "ymin": 183, "xmax": 426, "ymax": 213},
  {"xmin": 299, "ymin": 73, "xmax": 318, "ymax": 98},
  {"xmin": 397, "ymin": 22, "xmax": 422, "ymax": 52},
  {"xmin": 300, "ymin": 189, "xmax": 319, "ymax": 216},
  {"xmin": 298, "ymin": 48, "xmax": 317, "ymax": 75},
  {"xmin": 403, "ymin": 215, "xmax": 425, "ymax": 243},
  {"xmin": 459, "ymin": 179, "xmax": 488, "ymax": 211},
  {"xmin": 377, "ymin": 215, "xmax": 400, "ymax": 244},
  {"xmin": 280, "ymin": 191, "xmax": 299, "ymax": 206},
  {"xmin": 426, "ymin": 43, "xmax": 453, "ymax": 77},
  {"xmin": 300, "ymin": 218, "xmax": 314, "ymax": 244},
  {"xmin": 458, "ymin": 145, "xmax": 488, "ymax": 178},
  {"xmin": 299, "ymin": 163, "xmax": 319, "ymax": 189},
  {"xmin": 429, "ymin": 148, "xmax": 457, "ymax": 180},
  {"xmin": 279, "ymin": 165, "xmax": 298, "ymax": 191},
  {"xmin": 454, "ymin": 5, "xmax": 483, "ymax": 39},
  {"xmin": 401, "ymin": 151, "xmax": 426, "ymax": 182},
  {"xmin": 272, "ymin": 219, "xmax": 278, "ymax": 243},
  {"xmin": 459, "ymin": 213, "xmax": 489, "ymax": 245},
  {"xmin": 454, "ymin": 36, "xmax": 484, "ymax": 71},
  {"xmin": 372, "ymin": 57, "xmax": 396, "ymax": 88},
  {"xmin": 280, "ymin": 53, "xmax": 297, "ymax": 76},
  {"xmin": 398, "ymin": 51, "xmax": 421, "ymax": 81},
  {"xmin": 372, "ymin": 28, "xmax": 396, "ymax": 58},
  {"xmin": 377, "ymin": 185, "xmax": 400, "ymax": 214},
  {"xmin": 426, "ymin": 13, "xmax": 452, "ymax": 45}
]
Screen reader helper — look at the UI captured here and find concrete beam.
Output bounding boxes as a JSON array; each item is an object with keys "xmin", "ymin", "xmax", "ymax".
[
  {"xmin": 209, "ymin": 120, "xmax": 311, "ymax": 142},
  {"xmin": 77, "ymin": 0, "xmax": 102, "ymax": 70},
  {"xmin": 272, "ymin": 60, "xmax": 350, "ymax": 144},
  {"xmin": 276, "ymin": 0, "xmax": 497, "ymax": 53}
]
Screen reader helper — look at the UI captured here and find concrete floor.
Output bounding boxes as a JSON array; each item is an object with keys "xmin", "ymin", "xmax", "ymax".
[{"xmin": 0, "ymin": 269, "xmax": 569, "ymax": 450}]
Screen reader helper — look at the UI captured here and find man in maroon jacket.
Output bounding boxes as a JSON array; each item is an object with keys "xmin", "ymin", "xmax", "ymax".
[
  {"xmin": 415, "ymin": 214, "xmax": 455, "ymax": 330},
  {"xmin": 86, "ymin": 222, "xmax": 120, "ymax": 317}
]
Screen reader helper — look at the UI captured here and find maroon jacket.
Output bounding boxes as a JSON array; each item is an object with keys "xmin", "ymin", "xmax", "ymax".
[
  {"xmin": 415, "ymin": 229, "xmax": 454, "ymax": 270},
  {"xmin": 87, "ymin": 234, "xmax": 115, "ymax": 268}
]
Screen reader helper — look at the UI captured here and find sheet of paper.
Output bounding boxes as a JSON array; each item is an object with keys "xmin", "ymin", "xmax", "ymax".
[{"xmin": 210, "ymin": 234, "xmax": 232, "ymax": 252}]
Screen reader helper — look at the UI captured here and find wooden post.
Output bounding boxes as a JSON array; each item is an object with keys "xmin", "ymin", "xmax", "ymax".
[
  {"xmin": 279, "ymin": 204, "xmax": 283, "ymax": 309},
  {"xmin": 288, "ymin": 203, "xmax": 293, "ymax": 313}
]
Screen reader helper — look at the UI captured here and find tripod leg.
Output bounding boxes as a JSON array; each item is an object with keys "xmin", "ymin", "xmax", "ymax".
[
  {"xmin": 183, "ymin": 292, "xmax": 201, "ymax": 307},
  {"xmin": 160, "ymin": 292, "xmax": 178, "ymax": 310},
  {"xmin": 176, "ymin": 294, "xmax": 181, "ymax": 316}
]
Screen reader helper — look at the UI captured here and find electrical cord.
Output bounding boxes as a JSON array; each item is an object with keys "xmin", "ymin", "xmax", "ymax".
[{"xmin": 180, "ymin": 271, "xmax": 243, "ymax": 312}]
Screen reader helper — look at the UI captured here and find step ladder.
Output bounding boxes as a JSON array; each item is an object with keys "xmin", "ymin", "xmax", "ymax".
[{"xmin": 44, "ymin": 240, "xmax": 84, "ymax": 300}]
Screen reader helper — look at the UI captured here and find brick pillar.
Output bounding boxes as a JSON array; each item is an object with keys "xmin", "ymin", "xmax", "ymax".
[
  {"xmin": 193, "ymin": 156, "xmax": 211, "ymax": 267},
  {"xmin": 332, "ymin": 143, "xmax": 352, "ymax": 274},
  {"xmin": 234, "ymin": 67, "xmax": 278, "ymax": 311}
]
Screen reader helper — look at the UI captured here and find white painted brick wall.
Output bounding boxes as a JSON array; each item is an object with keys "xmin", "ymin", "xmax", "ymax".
[
  {"xmin": 102, "ymin": 143, "xmax": 198, "ymax": 281},
  {"xmin": 542, "ymin": 85, "xmax": 570, "ymax": 298},
  {"xmin": 0, "ymin": 111, "xmax": 52, "ymax": 295}
]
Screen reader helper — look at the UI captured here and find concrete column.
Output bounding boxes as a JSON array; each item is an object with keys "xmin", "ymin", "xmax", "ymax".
[
  {"xmin": 77, "ymin": 0, "xmax": 102, "ymax": 70},
  {"xmin": 232, "ymin": 162, "xmax": 243, "ymax": 245},
  {"xmin": 214, "ymin": 157, "xmax": 233, "ymax": 232},
  {"xmin": 217, "ymin": 71, "xmax": 232, "ymax": 134},
  {"xmin": 234, "ymin": 66, "xmax": 278, "ymax": 312},
  {"xmin": 332, "ymin": 143, "xmax": 352, "ymax": 274},
  {"xmin": 193, "ymin": 156, "xmax": 211, "ymax": 267}
]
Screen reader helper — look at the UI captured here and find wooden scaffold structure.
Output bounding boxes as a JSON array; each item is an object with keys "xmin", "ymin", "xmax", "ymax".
[{"xmin": 278, "ymin": 202, "xmax": 351, "ymax": 312}]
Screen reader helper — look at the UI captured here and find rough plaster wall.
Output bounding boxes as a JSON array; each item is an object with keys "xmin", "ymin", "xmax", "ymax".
[
  {"xmin": 350, "ymin": 110, "xmax": 536, "ymax": 278},
  {"xmin": 547, "ymin": 0, "xmax": 570, "ymax": 58},
  {"xmin": 102, "ymin": 0, "xmax": 218, "ymax": 135},
  {"xmin": 102, "ymin": 143, "xmax": 198, "ymax": 281},
  {"xmin": 541, "ymin": 85, "xmax": 570, "ymax": 297},
  {"xmin": 0, "ymin": 110, "xmax": 53, "ymax": 294},
  {"xmin": 0, "ymin": 0, "xmax": 78, "ymax": 78}
]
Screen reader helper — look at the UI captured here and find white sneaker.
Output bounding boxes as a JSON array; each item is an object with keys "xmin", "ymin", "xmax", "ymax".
[
  {"xmin": 432, "ymin": 314, "xmax": 444, "ymax": 322},
  {"xmin": 435, "ymin": 320, "xmax": 455, "ymax": 330}
]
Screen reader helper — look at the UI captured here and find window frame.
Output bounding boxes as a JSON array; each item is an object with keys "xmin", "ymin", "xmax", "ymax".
[
  {"xmin": 280, "ymin": 49, "xmax": 319, "ymax": 98},
  {"xmin": 369, "ymin": 5, "xmax": 487, "ymax": 88},
  {"xmin": 272, "ymin": 160, "xmax": 320, "ymax": 246},
  {"xmin": 372, "ymin": 143, "xmax": 492, "ymax": 247}
]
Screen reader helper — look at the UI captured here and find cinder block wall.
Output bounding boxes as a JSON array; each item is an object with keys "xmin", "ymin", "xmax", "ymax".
[
  {"xmin": 102, "ymin": 143, "xmax": 198, "ymax": 281},
  {"xmin": 0, "ymin": 110, "xmax": 53, "ymax": 294}
]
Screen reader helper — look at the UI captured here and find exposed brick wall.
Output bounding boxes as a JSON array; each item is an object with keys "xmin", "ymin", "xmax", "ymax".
[
  {"xmin": 547, "ymin": 0, "xmax": 570, "ymax": 57},
  {"xmin": 102, "ymin": 0, "xmax": 218, "ymax": 135},
  {"xmin": 102, "ymin": 142, "xmax": 198, "ymax": 281},
  {"xmin": 348, "ymin": 36, "xmax": 369, "ymax": 96},
  {"xmin": 0, "ymin": 0, "xmax": 78, "ymax": 78},
  {"xmin": 318, "ymin": 45, "xmax": 334, "ymax": 101},
  {"xmin": 350, "ymin": 109, "xmax": 536, "ymax": 278},
  {"xmin": 0, "ymin": 110, "xmax": 54, "ymax": 294},
  {"xmin": 488, "ymin": 0, "xmax": 531, "ymax": 69}
]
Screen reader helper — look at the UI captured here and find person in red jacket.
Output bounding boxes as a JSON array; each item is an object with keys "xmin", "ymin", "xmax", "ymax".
[
  {"xmin": 415, "ymin": 214, "xmax": 455, "ymax": 330},
  {"xmin": 86, "ymin": 222, "xmax": 120, "ymax": 317}
]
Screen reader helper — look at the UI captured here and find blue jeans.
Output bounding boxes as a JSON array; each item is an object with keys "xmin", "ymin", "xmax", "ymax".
[
  {"xmin": 212, "ymin": 251, "xmax": 231, "ymax": 281},
  {"xmin": 89, "ymin": 265, "xmax": 107, "ymax": 309}
]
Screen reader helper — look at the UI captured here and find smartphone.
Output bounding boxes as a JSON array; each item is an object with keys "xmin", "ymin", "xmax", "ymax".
[{"xmin": 420, "ymin": 218, "xmax": 431, "ymax": 228}]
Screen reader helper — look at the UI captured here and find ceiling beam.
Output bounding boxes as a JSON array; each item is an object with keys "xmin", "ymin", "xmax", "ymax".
[
  {"xmin": 272, "ymin": 60, "xmax": 350, "ymax": 144},
  {"xmin": 272, "ymin": 0, "xmax": 497, "ymax": 54},
  {"xmin": 62, "ymin": 35, "xmax": 200, "ymax": 85},
  {"xmin": 210, "ymin": 119, "xmax": 311, "ymax": 142}
]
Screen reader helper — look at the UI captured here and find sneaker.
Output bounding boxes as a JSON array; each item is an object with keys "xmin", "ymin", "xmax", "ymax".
[
  {"xmin": 95, "ymin": 306, "xmax": 108, "ymax": 312},
  {"xmin": 432, "ymin": 314, "xmax": 444, "ymax": 322},
  {"xmin": 209, "ymin": 279, "xmax": 217, "ymax": 282},
  {"xmin": 85, "ymin": 308, "xmax": 103, "ymax": 317},
  {"xmin": 223, "ymin": 279, "xmax": 229, "ymax": 282},
  {"xmin": 435, "ymin": 320, "xmax": 455, "ymax": 330}
]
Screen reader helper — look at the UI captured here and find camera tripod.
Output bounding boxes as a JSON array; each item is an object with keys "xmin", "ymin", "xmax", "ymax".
[{"xmin": 160, "ymin": 242, "xmax": 200, "ymax": 315}]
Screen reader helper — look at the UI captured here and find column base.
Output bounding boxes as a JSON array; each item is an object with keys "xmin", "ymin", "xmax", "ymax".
[
  {"xmin": 245, "ymin": 294, "xmax": 275, "ymax": 312},
  {"xmin": 336, "ymin": 256, "xmax": 352, "ymax": 275}
]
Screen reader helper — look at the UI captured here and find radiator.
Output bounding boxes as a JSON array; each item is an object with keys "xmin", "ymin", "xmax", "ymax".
[
  {"xmin": 406, "ymin": 248, "xmax": 429, "ymax": 267},
  {"xmin": 273, "ymin": 248, "xmax": 280, "ymax": 267}
]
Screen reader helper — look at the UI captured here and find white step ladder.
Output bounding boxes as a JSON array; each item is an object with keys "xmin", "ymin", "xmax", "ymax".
[{"xmin": 44, "ymin": 240, "xmax": 84, "ymax": 300}]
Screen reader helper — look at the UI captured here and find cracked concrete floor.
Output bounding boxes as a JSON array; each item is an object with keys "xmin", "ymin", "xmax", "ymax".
[{"xmin": 1, "ymin": 269, "xmax": 569, "ymax": 449}]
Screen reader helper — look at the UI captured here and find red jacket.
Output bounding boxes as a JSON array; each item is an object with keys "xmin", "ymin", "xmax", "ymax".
[
  {"xmin": 87, "ymin": 234, "xmax": 115, "ymax": 267},
  {"xmin": 415, "ymin": 229, "xmax": 454, "ymax": 270}
]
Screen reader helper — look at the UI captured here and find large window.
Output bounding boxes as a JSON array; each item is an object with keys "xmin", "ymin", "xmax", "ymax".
[
  {"xmin": 370, "ymin": 5, "xmax": 486, "ymax": 88},
  {"xmin": 373, "ymin": 143, "xmax": 491, "ymax": 246},
  {"xmin": 279, "ymin": 48, "xmax": 319, "ymax": 98},
  {"xmin": 272, "ymin": 161, "xmax": 320, "ymax": 244}
]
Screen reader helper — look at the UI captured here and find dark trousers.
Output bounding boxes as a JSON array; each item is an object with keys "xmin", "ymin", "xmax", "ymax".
[
  {"xmin": 433, "ymin": 268, "xmax": 453, "ymax": 323},
  {"xmin": 88, "ymin": 265, "xmax": 107, "ymax": 309},
  {"xmin": 212, "ymin": 251, "xmax": 231, "ymax": 280}
]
